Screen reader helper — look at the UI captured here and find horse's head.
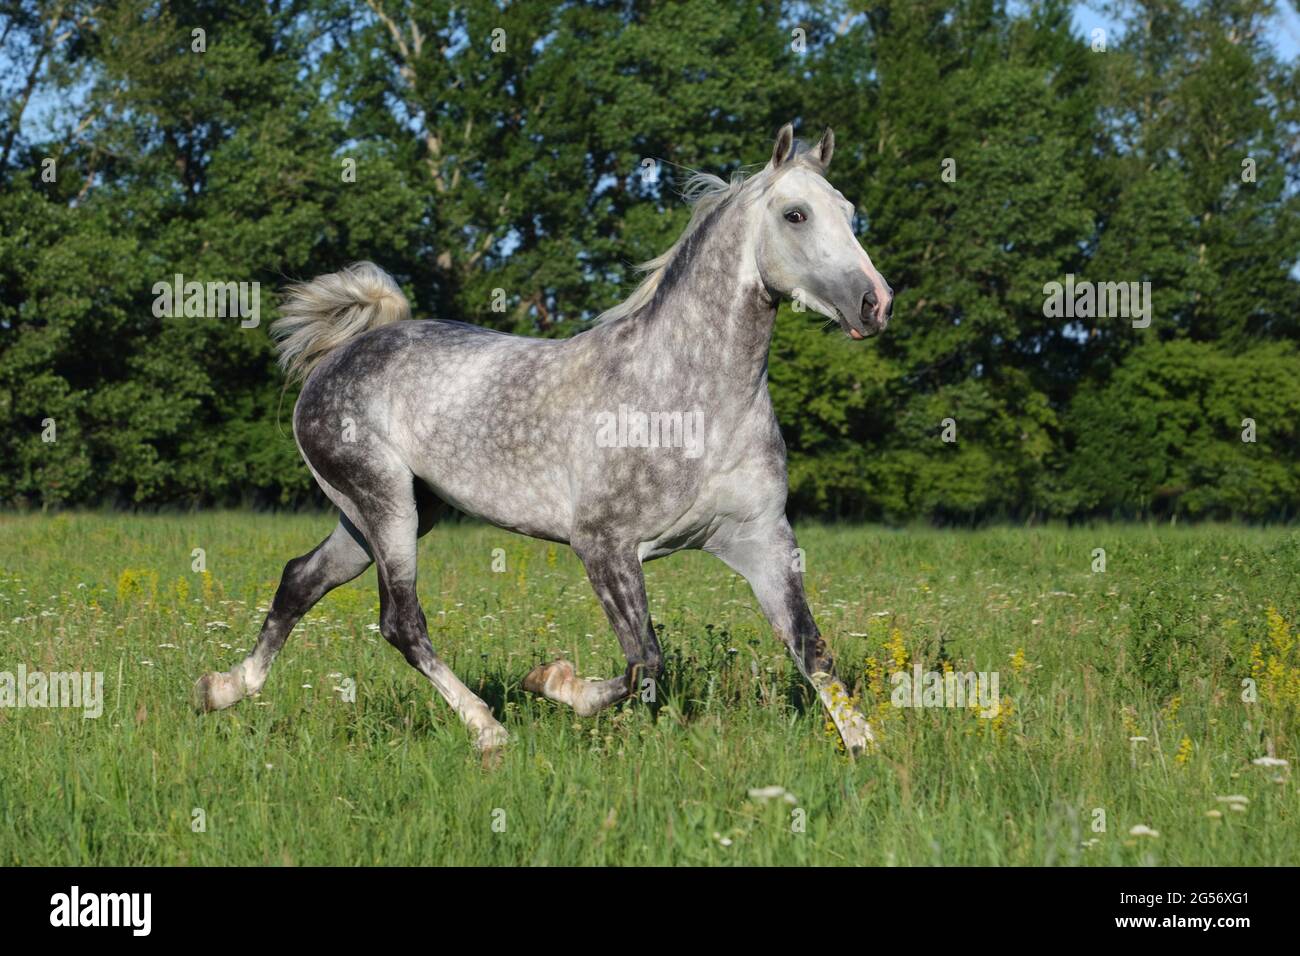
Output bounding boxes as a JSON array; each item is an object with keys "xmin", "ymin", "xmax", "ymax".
[{"xmin": 753, "ymin": 123, "xmax": 892, "ymax": 339}]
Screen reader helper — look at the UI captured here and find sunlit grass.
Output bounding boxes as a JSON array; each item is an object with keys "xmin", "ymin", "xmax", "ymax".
[{"xmin": 0, "ymin": 512, "xmax": 1296, "ymax": 865}]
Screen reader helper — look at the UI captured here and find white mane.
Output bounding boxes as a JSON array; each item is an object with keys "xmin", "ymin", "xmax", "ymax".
[{"xmin": 595, "ymin": 169, "xmax": 755, "ymax": 324}]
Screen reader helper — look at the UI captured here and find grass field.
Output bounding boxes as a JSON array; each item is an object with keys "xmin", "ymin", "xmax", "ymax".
[{"xmin": 0, "ymin": 512, "xmax": 1297, "ymax": 866}]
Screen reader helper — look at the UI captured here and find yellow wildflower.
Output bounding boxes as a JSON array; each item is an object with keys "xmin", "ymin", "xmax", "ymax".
[
  {"xmin": 1251, "ymin": 607, "xmax": 1300, "ymax": 713},
  {"xmin": 885, "ymin": 627, "xmax": 908, "ymax": 671}
]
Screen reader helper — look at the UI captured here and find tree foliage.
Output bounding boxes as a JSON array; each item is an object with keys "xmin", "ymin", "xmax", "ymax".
[{"xmin": 1, "ymin": 0, "xmax": 1296, "ymax": 520}]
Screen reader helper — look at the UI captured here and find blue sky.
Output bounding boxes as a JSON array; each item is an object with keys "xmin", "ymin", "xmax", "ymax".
[
  {"xmin": 19, "ymin": 2, "xmax": 1300, "ymax": 143},
  {"xmin": 1071, "ymin": 1, "xmax": 1300, "ymax": 61}
]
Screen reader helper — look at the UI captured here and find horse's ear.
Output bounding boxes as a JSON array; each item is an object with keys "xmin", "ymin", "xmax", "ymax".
[
  {"xmin": 769, "ymin": 123, "xmax": 795, "ymax": 169},
  {"xmin": 815, "ymin": 127, "xmax": 834, "ymax": 171}
]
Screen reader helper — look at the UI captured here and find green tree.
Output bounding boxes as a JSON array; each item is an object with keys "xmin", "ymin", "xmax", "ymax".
[
  {"xmin": 1063, "ymin": 339, "xmax": 1300, "ymax": 518},
  {"xmin": 0, "ymin": 0, "xmax": 1296, "ymax": 521}
]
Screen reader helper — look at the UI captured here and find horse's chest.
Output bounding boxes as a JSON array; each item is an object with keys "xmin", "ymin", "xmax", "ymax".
[{"xmin": 636, "ymin": 409, "xmax": 787, "ymax": 555}]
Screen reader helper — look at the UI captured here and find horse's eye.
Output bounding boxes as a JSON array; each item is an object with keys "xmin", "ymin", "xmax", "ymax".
[{"xmin": 784, "ymin": 209, "xmax": 807, "ymax": 224}]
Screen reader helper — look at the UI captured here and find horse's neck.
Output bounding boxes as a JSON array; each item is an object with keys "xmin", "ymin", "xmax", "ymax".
[{"xmin": 637, "ymin": 208, "xmax": 776, "ymax": 392}]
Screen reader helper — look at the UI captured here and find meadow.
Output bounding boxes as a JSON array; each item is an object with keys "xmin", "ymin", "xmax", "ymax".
[{"xmin": 0, "ymin": 512, "xmax": 1296, "ymax": 866}]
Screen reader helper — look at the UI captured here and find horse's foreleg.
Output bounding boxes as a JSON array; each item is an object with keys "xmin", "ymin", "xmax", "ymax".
[
  {"xmin": 712, "ymin": 518, "xmax": 875, "ymax": 755},
  {"xmin": 523, "ymin": 545, "xmax": 661, "ymax": 716},
  {"xmin": 194, "ymin": 517, "xmax": 372, "ymax": 712}
]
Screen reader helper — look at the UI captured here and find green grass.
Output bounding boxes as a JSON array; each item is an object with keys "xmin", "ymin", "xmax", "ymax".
[{"xmin": 0, "ymin": 512, "xmax": 1297, "ymax": 865}]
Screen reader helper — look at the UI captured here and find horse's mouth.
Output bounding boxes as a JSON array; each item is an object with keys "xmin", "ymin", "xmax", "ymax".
[{"xmin": 835, "ymin": 309, "xmax": 878, "ymax": 341}]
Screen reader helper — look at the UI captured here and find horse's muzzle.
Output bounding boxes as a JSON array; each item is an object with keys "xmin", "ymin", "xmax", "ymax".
[
  {"xmin": 860, "ymin": 281, "xmax": 893, "ymax": 334},
  {"xmin": 826, "ymin": 273, "xmax": 892, "ymax": 340}
]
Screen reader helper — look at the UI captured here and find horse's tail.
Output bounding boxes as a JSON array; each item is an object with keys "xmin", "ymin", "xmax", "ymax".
[{"xmin": 272, "ymin": 261, "xmax": 410, "ymax": 385}]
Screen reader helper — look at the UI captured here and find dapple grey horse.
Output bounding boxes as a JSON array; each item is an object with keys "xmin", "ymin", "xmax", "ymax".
[{"xmin": 195, "ymin": 123, "xmax": 893, "ymax": 758}]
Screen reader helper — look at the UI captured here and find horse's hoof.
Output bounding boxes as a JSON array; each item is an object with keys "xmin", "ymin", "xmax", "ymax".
[
  {"xmin": 522, "ymin": 659, "xmax": 574, "ymax": 697},
  {"xmin": 193, "ymin": 673, "xmax": 216, "ymax": 712},
  {"xmin": 476, "ymin": 722, "xmax": 509, "ymax": 749},
  {"xmin": 480, "ymin": 744, "xmax": 505, "ymax": 771},
  {"xmin": 193, "ymin": 671, "xmax": 244, "ymax": 712},
  {"xmin": 475, "ymin": 724, "xmax": 509, "ymax": 769},
  {"xmin": 836, "ymin": 712, "xmax": 874, "ymax": 757},
  {"xmin": 811, "ymin": 671, "xmax": 876, "ymax": 758}
]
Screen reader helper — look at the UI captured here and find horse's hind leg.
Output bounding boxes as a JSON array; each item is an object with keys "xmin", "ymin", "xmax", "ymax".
[
  {"xmin": 523, "ymin": 543, "xmax": 661, "ymax": 716},
  {"xmin": 194, "ymin": 516, "xmax": 372, "ymax": 711},
  {"xmin": 348, "ymin": 486, "xmax": 507, "ymax": 756}
]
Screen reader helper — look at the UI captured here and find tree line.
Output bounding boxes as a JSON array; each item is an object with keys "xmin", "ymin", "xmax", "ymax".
[{"xmin": 1, "ymin": 0, "xmax": 1297, "ymax": 521}]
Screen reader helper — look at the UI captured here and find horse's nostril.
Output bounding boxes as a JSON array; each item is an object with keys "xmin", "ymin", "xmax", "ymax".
[{"xmin": 862, "ymin": 288, "xmax": 878, "ymax": 316}]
